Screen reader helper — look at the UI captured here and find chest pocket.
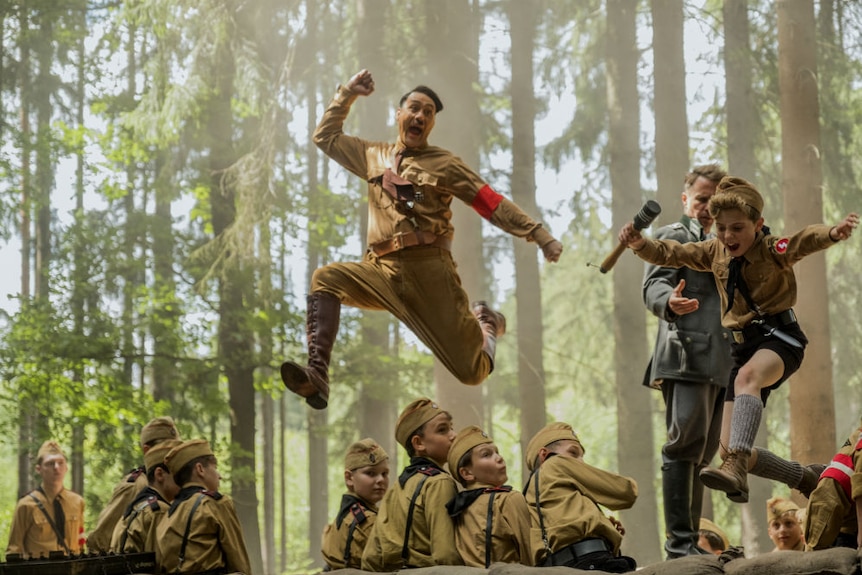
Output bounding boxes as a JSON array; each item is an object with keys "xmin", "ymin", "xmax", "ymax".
[{"xmin": 401, "ymin": 167, "xmax": 438, "ymax": 189}]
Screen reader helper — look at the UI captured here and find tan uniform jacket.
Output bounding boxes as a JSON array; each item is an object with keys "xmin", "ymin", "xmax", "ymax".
[
  {"xmin": 156, "ymin": 483, "xmax": 251, "ymax": 575},
  {"xmin": 88, "ymin": 468, "xmax": 147, "ymax": 552},
  {"xmin": 525, "ymin": 454, "xmax": 638, "ymax": 566},
  {"xmin": 6, "ymin": 487, "xmax": 85, "ymax": 558},
  {"xmin": 634, "ymin": 225, "xmax": 835, "ymax": 329},
  {"xmin": 361, "ymin": 461, "xmax": 462, "ymax": 571},
  {"xmin": 109, "ymin": 486, "xmax": 169, "ymax": 554},
  {"xmin": 321, "ymin": 494, "xmax": 378, "ymax": 570},
  {"xmin": 313, "ymin": 86, "xmax": 554, "ymax": 248},
  {"xmin": 805, "ymin": 425, "xmax": 862, "ymax": 550},
  {"xmin": 450, "ymin": 485, "xmax": 533, "ymax": 567}
]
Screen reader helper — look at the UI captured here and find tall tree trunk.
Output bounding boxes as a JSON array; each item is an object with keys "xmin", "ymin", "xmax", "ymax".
[
  {"xmin": 777, "ymin": 0, "xmax": 835, "ymax": 474},
  {"xmin": 34, "ymin": 11, "xmax": 52, "ymax": 303},
  {"xmin": 651, "ymin": 0, "xmax": 689, "ymax": 224},
  {"xmin": 606, "ymin": 0, "xmax": 660, "ymax": 565},
  {"xmin": 508, "ymin": 0, "xmax": 548, "ymax": 481},
  {"xmin": 427, "ymin": 0, "xmax": 486, "ymax": 430},
  {"xmin": 207, "ymin": 30, "xmax": 264, "ymax": 575}
]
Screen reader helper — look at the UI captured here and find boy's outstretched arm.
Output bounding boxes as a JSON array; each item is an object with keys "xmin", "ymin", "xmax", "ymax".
[
  {"xmin": 829, "ymin": 212, "xmax": 859, "ymax": 241},
  {"xmin": 618, "ymin": 222, "xmax": 646, "ymax": 250}
]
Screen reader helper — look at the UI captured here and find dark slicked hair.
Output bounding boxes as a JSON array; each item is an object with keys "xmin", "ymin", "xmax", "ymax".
[{"xmin": 400, "ymin": 85, "xmax": 444, "ymax": 113}]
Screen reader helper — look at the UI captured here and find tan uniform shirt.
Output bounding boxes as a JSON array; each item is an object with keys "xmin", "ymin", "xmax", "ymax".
[
  {"xmin": 109, "ymin": 486, "xmax": 169, "ymax": 554},
  {"xmin": 634, "ymin": 225, "xmax": 835, "ymax": 329},
  {"xmin": 321, "ymin": 494, "xmax": 378, "ymax": 570},
  {"xmin": 314, "ymin": 86, "xmax": 555, "ymax": 248},
  {"xmin": 156, "ymin": 483, "xmax": 251, "ymax": 575},
  {"xmin": 362, "ymin": 462, "xmax": 462, "ymax": 571},
  {"xmin": 450, "ymin": 485, "xmax": 533, "ymax": 567},
  {"xmin": 6, "ymin": 487, "xmax": 85, "ymax": 558},
  {"xmin": 525, "ymin": 454, "xmax": 638, "ymax": 566},
  {"xmin": 88, "ymin": 468, "xmax": 147, "ymax": 552}
]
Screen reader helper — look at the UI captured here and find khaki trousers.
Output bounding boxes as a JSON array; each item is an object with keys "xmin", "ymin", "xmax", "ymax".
[{"xmin": 311, "ymin": 246, "xmax": 490, "ymax": 385}]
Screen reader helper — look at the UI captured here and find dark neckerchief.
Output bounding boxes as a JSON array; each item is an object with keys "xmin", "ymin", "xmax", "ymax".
[
  {"xmin": 398, "ymin": 457, "xmax": 444, "ymax": 488},
  {"xmin": 123, "ymin": 486, "xmax": 167, "ymax": 519},
  {"xmin": 446, "ymin": 485, "xmax": 512, "ymax": 517},
  {"xmin": 334, "ymin": 494, "xmax": 371, "ymax": 529},
  {"xmin": 168, "ymin": 485, "xmax": 206, "ymax": 514}
]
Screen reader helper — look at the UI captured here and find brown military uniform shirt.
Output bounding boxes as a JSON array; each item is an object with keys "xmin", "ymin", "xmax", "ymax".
[
  {"xmin": 525, "ymin": 454, "xmax": 638, "ymax": 566},
  {"xmin": 362, "ymin": 462, "xmax": 462, "ymax": 571},
  {"xmin": 156, "ymin": 483, "xmax": 251, "ymax": 575},
  {"xmin": 109, "ymin": 486, "xmax": 169, "ymax": 554},
  {"xmin": 88, "ymin": 467, "xmax": 147, "ymax": 552},
  {"xmin": 450, "ymin": 485, "xmax": 533, "ymax": 567},
  {"xmin": 314, "ymin": 85, "xmax": 555, "ymax": 248},
  {"xmin": 634, "ymin": 225, "xmax": 835, "ymax": 329},
  {"xmin": 321, "ymin": 494, "xmax": 379, "ymax": 570},
  {"xmin": 6, "ymin": 487, "xmax": 85, "ymax": 558}
]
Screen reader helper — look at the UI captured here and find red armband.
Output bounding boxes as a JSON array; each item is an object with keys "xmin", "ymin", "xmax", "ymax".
[
  {"xmin": 822, "ymin": 452, "xmax": 854, "ymax": 498},
  {"xmin": 471, "ymin": 184, "xmax": 504, "ymax": 220}
]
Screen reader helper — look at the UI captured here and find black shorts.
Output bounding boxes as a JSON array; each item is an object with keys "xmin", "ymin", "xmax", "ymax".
[{"xmin": 725, "ymin": 322, "xmax": 808, "ymax": 406}]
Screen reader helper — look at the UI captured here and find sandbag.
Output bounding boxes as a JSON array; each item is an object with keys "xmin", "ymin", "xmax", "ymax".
[
  {"xmin": 634, "ymin": 554, "xmax": 725, "ymax": 575},
  {"xmin": 489, "ymin": 562, "xmax": 595, "ymax": 575},
  {"xmin": 724, "ymin": 547, "xmax": 859, "ymax": 575}
]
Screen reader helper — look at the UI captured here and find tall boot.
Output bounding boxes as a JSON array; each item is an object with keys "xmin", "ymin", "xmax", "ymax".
[
  {"xmin": 663, "ymin": 461, "xmax": 702, "ymax": 559},
  {"xmin": 472, "ymin": 301, "xmax": 506, "ymax": 372},
  {"xmin": 280, "ymin": 291, "xmax": 340, "ymax": 410},
  {"xmin": 699, "ymin": 450, "xmax": 750, "ymax": 503}
]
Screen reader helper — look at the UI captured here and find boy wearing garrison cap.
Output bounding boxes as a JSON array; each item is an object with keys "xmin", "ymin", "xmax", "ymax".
[
  {"xmin": 804, "ymin": 421, "xmax": 862, "ymax": 551},
  {"xmin": 697, "ymin": 518, "xmax": 729, "ymax": 555},
  {"xmin": 7, "ymin": 441, "xmax": 85, "ymax": 558},
  {"xmin": 620, "ymin": 178, "xmax": 858, "ymax": 503},
  {"xmin": 362, "ymin": 398, "xmax": 462, "ymax": 571},
  {"xmin": 445, "ymin": 426, "xmax": 532, "ymax": 567},
  {"xmin": 524, "ymin": 423, "xmax": 638, "ymax": 573},
  {"xmin": 109, "ymin": 439, "xmax": 182, "ymax": 554},
  {"xmin": 766, "ymin": 496, "xmax": 804, "ymax": 551},
  {"xmin": 322, "ymin": 438, "xmax": 390, "ymax": 570},
  {"xmin": 88, "ymin": 416, "xmax": 181, "ymax": 552},
  {"xmin": 155, "ymin": 439, "xmax": 251, "ymax": 575}
]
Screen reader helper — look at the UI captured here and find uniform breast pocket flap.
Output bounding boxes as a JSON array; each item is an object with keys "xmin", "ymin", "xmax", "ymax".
[{"xmin": 658, "ymin": 329, "xmax": 712, "ymax": 380}]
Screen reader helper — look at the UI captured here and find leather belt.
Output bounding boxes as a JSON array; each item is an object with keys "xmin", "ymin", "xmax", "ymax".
[
  {"xmin": 544, "ymin": 538, "xmax": 610, "ymax": 567},
  {"xmin": 731, "ymin": 309, "xmax": 797, "ymax": 344},
  {"xmin": 369, "ymin": 231, "xmax": 451, "ymax": 257}
]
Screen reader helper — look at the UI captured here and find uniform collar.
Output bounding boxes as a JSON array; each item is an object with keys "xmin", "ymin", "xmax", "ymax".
[{"xmin": 680, "ymin": 215, "xmax": 705, "ymax": 240}]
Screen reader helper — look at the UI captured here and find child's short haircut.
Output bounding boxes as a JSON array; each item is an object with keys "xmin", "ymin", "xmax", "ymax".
[{"xmin": 708, "ymin": 176, "xmax": 764, "ymax": 222}]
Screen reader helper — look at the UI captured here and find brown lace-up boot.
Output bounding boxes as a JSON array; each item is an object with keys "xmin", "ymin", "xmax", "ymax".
[
  {"xmin": 472, "ymin": 301, "xmax": 506, "ymax": 372},
  {"xmin": 699, "ymin": 450, "xmax": 750, "ymax": 503},
  {"xmin": 281, "ymin": 291, "xmax": 340, "ymax": 410}
]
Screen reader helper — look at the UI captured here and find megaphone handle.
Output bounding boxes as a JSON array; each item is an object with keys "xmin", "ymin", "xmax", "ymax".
[{"xmin": 599, "ymin": 242, "xmax": 627, "ymax": 274}]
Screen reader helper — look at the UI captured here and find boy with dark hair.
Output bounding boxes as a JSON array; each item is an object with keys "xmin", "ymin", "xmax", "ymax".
[
  {"xmin": 155, "ymin": 439, "xmax": 251, "ymax": 575},
  {"xmin": 524, "ymin": 423, "xmax": 638, "ymax": 573},
  {"xmin": 445, "ymin": 425, "xmax": 532, "ymax": 567},
  {"xmin": 322, "ymin": 438, "xmax": 390, "ymax": 570},
  {"xmin": 110, "ymin": 439, "xmax": 182, "ymax": 553},
  {"xmin": 620, "ymin": 177, "xmax": 858, "ymax": 503},
  {"xmin": 362, "ymin": 398, "xmax": 462, "ymax": 571}
]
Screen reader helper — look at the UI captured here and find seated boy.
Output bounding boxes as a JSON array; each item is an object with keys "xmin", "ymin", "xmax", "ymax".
[
  {"xmin": 446, "ymin": 425, "xmax": 532, "ymax": 567},
  {"xmin": 804, "ymin": 421, "xmax": 862, "ymax": 551},
  {"xmin": 524, "ymin": 422, "xmax": 638, "ymax": 573},
  {"xmin": 697, "ymin": 518, "xmax": 729, "ymax": 555},
  {"xmin": 322, "ymin": 438, "xmax": 390, "ymax": 569},
  {"xmin": 155, "ymin": 439, "xmax": 251, "ymax": 574},
  {"xmin": 362, "ymin": 398, "xmax": 462, "ymax": 571},
  {"xmin": 110, "ymin": 439, "xmax": 182, "ymax": 553},
  {"xmin": 767, "ymin": 496, "xmax": 804, "ymax": 551}
]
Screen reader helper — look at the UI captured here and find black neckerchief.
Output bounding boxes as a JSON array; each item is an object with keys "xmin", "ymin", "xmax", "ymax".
[
  {"xmin": 335, "ymin": 494, "xmax": 370, "ymax": 529},
  {"xmin": 398, "ymin": 457, "xmax": 444, "ymax": 488},
  {"xmin": 168, "ymin": 486, "xmax": 206, "ymax": 515},
  {"xmin": 123, "ymin": 486, "xmax": 167, "ymax": 519},
  {"xmin": 446, "ymin": 485, "xmax": 512, "ymax": 517}
]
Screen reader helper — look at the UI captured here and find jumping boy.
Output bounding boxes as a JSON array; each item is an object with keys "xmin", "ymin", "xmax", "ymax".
[
  {"xmin": 620, "ymin": 176, "xmax": 858, "ymax": 502},
  {"xmin": 446, "ymin": 425, "xmax": 532, "ymax": 567},
  {"xmin": 361, "ymin": 398, "xmax": 462, "ymax": 571},
  {"xmin": 524, "ymin": 422, "xmax": 638, "ymax": 573},
  {"xmin": 322, "ymin": 438, "xmax": 390, "ymax": 569}
]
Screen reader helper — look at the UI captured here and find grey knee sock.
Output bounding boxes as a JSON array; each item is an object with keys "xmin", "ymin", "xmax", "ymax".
[
  {"xmin": 749, "ymin": 447, "xmax": 804, "ymax": 488},
  {"xmin": 728, "ymin": 394, "xmax": 762, "ymax": 453}
]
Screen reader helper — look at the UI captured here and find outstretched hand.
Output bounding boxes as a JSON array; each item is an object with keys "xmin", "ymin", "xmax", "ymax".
[
  {"xmin": 829, "ymin": 212, "xmax": 859, "ymax": 241},
  {"xmin": 346, "ymin": 69, "xmax": 375, "ymax": 96},
  {"xmin": 667, "ymin": 279, "xmax": 700, "ymax": 317},
  {"xmin": 542, "ymin": 239, "xmax": 563, "ymax": 263},
  {"xmin": 618, "ymin": 222, "xmax": 645, "ymax": 250}
]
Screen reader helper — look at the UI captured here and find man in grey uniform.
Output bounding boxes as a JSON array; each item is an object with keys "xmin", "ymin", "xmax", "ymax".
[{"xmin": 643, "ymin": 164, "xmax": 732, "ymax": 559}]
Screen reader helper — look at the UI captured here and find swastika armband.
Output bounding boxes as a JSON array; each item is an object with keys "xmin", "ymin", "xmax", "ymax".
[{"xmin": 471, "ymin": 185, "xmax": 504, "ymax": 220}]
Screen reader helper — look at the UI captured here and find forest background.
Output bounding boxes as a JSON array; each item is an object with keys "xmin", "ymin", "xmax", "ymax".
[{"xmin": 0, "ymin": 0, "xmax": 861, "ymax": 573}]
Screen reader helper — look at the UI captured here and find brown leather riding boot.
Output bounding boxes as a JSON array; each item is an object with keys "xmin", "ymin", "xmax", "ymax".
[
  {"xmin": 281, "ymin": 291, "xmax": 340, "ymax": 410},
  {"xmin": 472, "ymin": 301, "xmax": 506, "ymax": 373},
  {"xmin": 699, "ymin": 450, "xmax": 750, "ymax": 503}
]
